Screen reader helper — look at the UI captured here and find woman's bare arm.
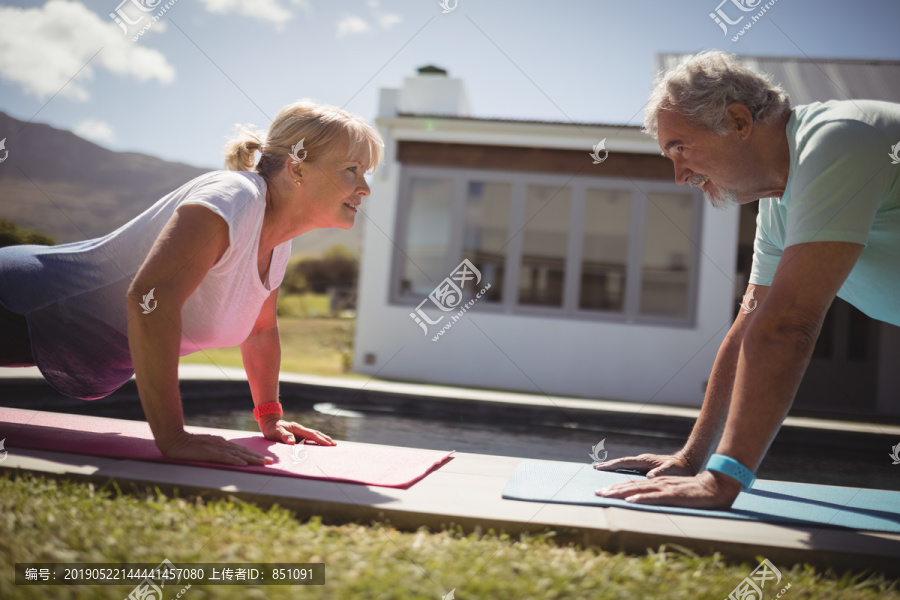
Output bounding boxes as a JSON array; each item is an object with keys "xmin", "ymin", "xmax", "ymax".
[
  {"xmin": 240, "ymin": 287, "xmax": 335, "ymax": 447},
  {"xmin": 126, "ymin": 204, "xmax": 270, "ymax": 465}
]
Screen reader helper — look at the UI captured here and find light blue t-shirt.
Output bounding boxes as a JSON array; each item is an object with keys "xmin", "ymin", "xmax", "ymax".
[{"xmin": 750, "ymin": 100, "xmax": 900, "ymax": 326}]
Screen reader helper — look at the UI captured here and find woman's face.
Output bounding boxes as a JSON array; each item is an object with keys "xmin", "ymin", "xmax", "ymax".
[{"xmin": 294, "ymin": 141, "xmax": 371, "ymax": 230}]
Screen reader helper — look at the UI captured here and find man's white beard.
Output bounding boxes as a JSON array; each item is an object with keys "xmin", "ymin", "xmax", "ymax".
[{"xmin": 704, "ymin": 184, "xmax": 739, "ymax": 210}]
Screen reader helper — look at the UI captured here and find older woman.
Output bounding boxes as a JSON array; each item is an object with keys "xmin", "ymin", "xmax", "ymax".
[{"xmin": 0, "ymin": 100, "xmax": 383, "ymax": 466}]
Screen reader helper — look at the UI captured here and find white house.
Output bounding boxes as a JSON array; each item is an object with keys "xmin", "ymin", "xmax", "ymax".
[
  {"xmin": 353, "ymin": 65, "xmax": 737, "ymax": 406},
  {"xmin": 352, "ymin": 58, "xmax": 900, "ymax": 414}
]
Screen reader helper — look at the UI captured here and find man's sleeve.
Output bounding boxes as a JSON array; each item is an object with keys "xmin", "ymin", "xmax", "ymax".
[
  {"xmin": 783, "ymin": 119, "xmax": 889, "ymax": 249},
  {"xmin": 749, "ymin": 198, "xmax": 783, "ymax": 287}
]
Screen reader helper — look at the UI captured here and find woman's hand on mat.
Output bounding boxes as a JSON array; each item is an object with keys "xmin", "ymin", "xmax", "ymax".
[
  {"xmin": 161, "ymin": 431, "xmax": 274, "ymax": 466},
  {"xmin": 258, "ymin": 417, "xmax": 336, "ymax": 446},
  {"xmin": 595, "ymin": 471, "xmax": 742, "ymax": 510},
  {"xmin": 593, "ymin": 452, "xmax": 695, "ymax": 478}
]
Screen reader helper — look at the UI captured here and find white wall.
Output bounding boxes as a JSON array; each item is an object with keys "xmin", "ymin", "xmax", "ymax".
[{"xmin": 353, "ymin": 125, "xmax": 740, "ymax": 406}]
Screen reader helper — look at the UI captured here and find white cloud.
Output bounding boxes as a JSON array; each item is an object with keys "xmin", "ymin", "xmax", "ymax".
[
  {"xmin": 198, "ymin": 0, "xmax": 292, "ymax": 23},
  {"xmin": 378, "ymin": 13, "xmax": 403, "ymax": 29},
  {"xmin": 0, "ymin": 0, "xmax": 175, "ymax": 102},
  {"xmin": 73, "ymin": 118, "xmax": 115, "ymax": 144},
  {"xmin": 336, "ymin": 15, "xmax": 370, "ymax": 39}
]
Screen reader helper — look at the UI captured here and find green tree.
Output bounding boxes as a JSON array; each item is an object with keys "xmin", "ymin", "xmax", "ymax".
[
  {"xmin": 282, "ymin": 245, "xmax": 358, "ymax": 294},
  {"xmin": 0, "ymin": 220, "xmax": 55, "ymax": 248}
]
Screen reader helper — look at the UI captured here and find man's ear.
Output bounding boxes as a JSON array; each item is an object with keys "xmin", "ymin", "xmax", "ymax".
[{"xmin": 726, "ymin": 103, "xmax": 754, "ymax": 140}]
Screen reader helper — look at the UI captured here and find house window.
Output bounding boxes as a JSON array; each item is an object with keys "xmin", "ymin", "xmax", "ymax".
[
  {"xmin": 580, "ymin": 188, "xmax": 631, "ymax": 312},
  {"xmin": 398, "ymin": 177, "xmax": 454, "ymax": 297},
  {"xmin": 464, "ymin": 181, "xmax": 511, "ymax": 303},
  {"xmin": 393, "ymin": 166, "xmax": 702, "ymax": 326},
  {"xmin": 640, "ymin": 192, "xmax": 696, "ymax": 317},
  {"xmin": 519, "ymin": 184, "xmax": 571, "ymax": 307}
]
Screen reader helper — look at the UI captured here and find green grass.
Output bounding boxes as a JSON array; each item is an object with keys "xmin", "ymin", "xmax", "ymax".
[
  {"xmin": 181, "ymin": 303, "xmax": 361, "ymax": 378},
  {"xmin": 275, "ymin": 292, "xmax": 333, "ymax": 319},
  {"xmin": 2, "ymin": 473, "xmax": 897, "ymax": 599}
]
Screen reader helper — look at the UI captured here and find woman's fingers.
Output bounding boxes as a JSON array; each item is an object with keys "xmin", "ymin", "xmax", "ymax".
[
  {"xmin": 283, "ymin": 422, "xmax": 336, "ymax": 446},
  {"xmin": 165, "ymin": 433, "xmax": 272, "ymax": 466},
  {"xmin": 259, "ymin": 418, "xmax": 334, "ymax": 446},
  {"xmin": 206, "ymin": 437, "xmax": 270, "ymax": 466}
]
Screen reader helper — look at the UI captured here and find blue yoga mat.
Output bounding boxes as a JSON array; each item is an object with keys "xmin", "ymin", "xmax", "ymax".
[{"xmin": 502, "ymin": 459, "xmax": 900, "ymax": 533}]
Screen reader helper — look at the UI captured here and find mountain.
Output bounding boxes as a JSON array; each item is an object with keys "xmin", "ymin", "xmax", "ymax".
[{"xmin": 0, "ymin": 111, "xmax": 362, "ymax": 255}]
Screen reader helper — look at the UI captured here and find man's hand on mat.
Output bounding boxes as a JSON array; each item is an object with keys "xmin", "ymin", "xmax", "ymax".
[
  {"xmin": 596, "ymin": 471, "xmax": 742, "ymax": 510},
  {"xmin": 258, "ymin": 417, "xmax": 336, "ymax": 447},
  {"xmin": 593, "ymin": 452, "xmax": 695, "ymax": 477},
  {"xmin": 161, "ymin": 431, "xmax": 274, "ymax": 466}
]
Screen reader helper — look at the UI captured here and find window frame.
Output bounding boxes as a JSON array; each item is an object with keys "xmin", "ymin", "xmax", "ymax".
[{"xmin": 390, "ymin": 165, "xmax": 704, "ymax": 328}]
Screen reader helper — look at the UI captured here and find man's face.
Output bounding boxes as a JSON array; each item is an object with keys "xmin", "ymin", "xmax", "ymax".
[{"xmin": 656, "ymin": 109, "xmax": 745, "ymax": 209}]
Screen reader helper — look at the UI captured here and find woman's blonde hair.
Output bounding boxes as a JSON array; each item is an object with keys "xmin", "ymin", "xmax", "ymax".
[{"xmin": 223, "ymin": 100, "xmax": 384, "ymax": 179}]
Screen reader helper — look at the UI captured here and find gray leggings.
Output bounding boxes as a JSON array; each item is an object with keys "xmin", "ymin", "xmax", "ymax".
[{"xmin": 0, "ymin": 302, "xmax": 35, "ymax": 366}]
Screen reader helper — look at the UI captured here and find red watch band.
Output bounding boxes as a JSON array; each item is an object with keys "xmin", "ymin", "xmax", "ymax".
[{"xmin": 253, "ymin": 401, "xmax": 283, "ymax": 422}]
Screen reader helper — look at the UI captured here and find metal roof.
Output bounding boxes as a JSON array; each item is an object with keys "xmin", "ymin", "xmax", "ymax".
[
  {"xmin": 393, "ymin": 112, "xmax": 639, "ymax": 130},
  {"xmin": 657, "ymin": 53, "xmax": 900, "ymax": 106}
]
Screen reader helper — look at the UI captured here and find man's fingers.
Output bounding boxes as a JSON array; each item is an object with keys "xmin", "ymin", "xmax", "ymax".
[
  {"xmin": 646, "ymin": 465, "xmax": 666, "ymax": 478},
  {"xmin": 593, "ymin": 457, "xmax": 625, "ymax": 471},
  {"xmin": 596, "ymin": 481, "xmax": 650, "ymax": 498},
  {"xmin": 594, "ymin": 455, "xmax": 654, "ymax": 471}
]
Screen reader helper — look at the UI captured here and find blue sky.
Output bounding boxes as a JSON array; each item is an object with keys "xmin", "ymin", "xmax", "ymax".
[{"xmin": 1, "ymin": 0, "xmax": 898, "ymax": 170}]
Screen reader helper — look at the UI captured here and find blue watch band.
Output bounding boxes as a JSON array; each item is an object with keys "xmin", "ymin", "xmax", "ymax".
[{"xmin": 706, "ymin": 454, "xmax": 755, "ymax": 490}]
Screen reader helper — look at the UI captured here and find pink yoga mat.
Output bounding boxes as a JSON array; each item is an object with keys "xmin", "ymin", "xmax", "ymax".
[{"xmin": 0, "ymin": 408, "xmax": 454, "ymax": 488}]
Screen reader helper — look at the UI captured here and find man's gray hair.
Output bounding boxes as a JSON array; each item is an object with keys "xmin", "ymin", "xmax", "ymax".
[{"xmin": 643, "ymin": 50, "xmax": 791, "ymax": 139}]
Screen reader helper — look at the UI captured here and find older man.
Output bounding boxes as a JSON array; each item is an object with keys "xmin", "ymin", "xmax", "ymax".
[{"xmin": 596, "ymin": 50, "xmax": 900, "ymax": 509}]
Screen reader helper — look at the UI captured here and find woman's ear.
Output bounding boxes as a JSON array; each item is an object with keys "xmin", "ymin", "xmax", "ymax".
[{"xmin": 282, "ymin": 155, "xmax": 303, "ymax": 184}]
